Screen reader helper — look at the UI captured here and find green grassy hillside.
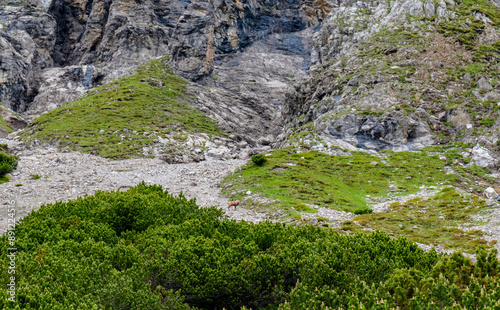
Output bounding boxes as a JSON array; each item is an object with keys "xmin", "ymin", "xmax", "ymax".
[
  {"xmin": 22, "ymin": 56, "xmax": 224, "ymax": 159},
  {"xmin": 223, "ymin": 147, "xmax": 460, "ymax": 214},
  {"xmin": 222, "ymin": 146, "xmax": 498, "ymax": 252}
]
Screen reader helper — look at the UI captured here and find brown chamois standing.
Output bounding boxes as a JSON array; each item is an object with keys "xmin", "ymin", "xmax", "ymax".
[{"xmin": 227, "ymin": 200, "xmax": 240, "ymax": 210}]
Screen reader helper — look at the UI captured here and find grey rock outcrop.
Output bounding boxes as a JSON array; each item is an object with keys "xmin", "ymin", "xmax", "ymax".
[
  {"xmin": 191, "ymin": 29, "xmax": 313, "ymax": 144},
  {"xmin": 0, "ymin": 105, "xmax": 27, "ymax": 137},
  {"xmin": 1, "ymin": 0, "xmax": 330, "ymax": 153},
  {"xmin": 47, "ymin": 0, "xmax": 330, "ymax": 80},
  {"xmin": 0, "ymin": 3, "xmax": 57, "ymax": 111},
  {"xmin": 477, "ymin": 77, "xmax": 493, "ymax": 92},
  {"xmin": 286, "ymin": 109, "xmax": 436, "ymax": 151},
  {"xmin": 23, "ymin": 65, "xmax": 103, "ymax": 121},
  {"xmin": 471, "ymin": 145, "xmax": 498, "ymax": 168},
  {"xmin": 484, "ymin": 187, "xmax": 499, "ymax": 199},
  {"xmin": 280, "ymin": 0, "xmax": 500, "ymax": 154}
]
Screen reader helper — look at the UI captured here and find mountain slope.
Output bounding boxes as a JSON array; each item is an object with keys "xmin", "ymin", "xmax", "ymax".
[
  {"xmin": 1, "ymin": 0, "xmax": 330, "ymax": 154},
  {"xmin": 21, "ymin": 56, "xmax": 230, "ymax": 161},
  {"xmin": 281, "ymin": 0, "xmax": 500, "ymax": 153},
  {"xmin": 1, "ymin": 1, "xmax": 500, "ymax": 308},
  {"xmin": 220, "ymin": 0, "xmax": 500, "ymax": 255}
]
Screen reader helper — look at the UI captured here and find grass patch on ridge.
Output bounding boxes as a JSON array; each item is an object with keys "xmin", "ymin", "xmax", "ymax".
[
  {"xmin": 0, "ymin": 117, "xmax": 13, "ymax": 134},
  {"xmin": 351, "ymin": 187, "xmax": 492, "ymax": 253},
  {"xmin": 222, "ymin": 147, "xmax": 459, "ymax": 214},
  {"xmin": 22, "ymin": 56, "xmax": 224, "ymax": 159},
  {"xmin": 222, "ymin": 145, "xmax": 497, "ymax": 252},
  {"xmin": 438, "ymin": 0, "xmax": 500, "ymax": 58}
]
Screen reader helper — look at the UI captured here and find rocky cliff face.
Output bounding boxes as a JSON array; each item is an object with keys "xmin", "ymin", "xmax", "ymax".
[
  {"xmin": 0, "ymin": 1, "xmax": 56, "ymax": 112},
  {"xmin": 1, "ymin": 0, "xmax": 332, "ymax": 152},
  {"xmin": 3, "ymin": 0, "xmax": 500, "ymax": 164},
  {"xmin": 280, "ymin": 0, "xmax": 500, "ymax": 161},
  {"xmin": 47, "ymin": 0, "xmax": 328, "ymax": 80}
]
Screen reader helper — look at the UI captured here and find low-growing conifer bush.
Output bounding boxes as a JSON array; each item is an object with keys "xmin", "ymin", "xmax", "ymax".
[
  {"xmin": 353, "ymin": 207, "xmax": 373, "ymax": 215},
  {"xmin": 0, "ymin": 144, "xmax": 17, "ymax": 183},
  {"xmin": 0, "ymin": 183, "xmax": 499, "ymax": 309},
  {"xmin": 251, "ymin": 154, "xmax": 267, "ymax": 166}
]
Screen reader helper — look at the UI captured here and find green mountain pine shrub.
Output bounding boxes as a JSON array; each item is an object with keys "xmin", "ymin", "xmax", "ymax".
[
  {"xmin": 0, "ymin": 183, "xmax": 499, "ymax": 309},
  {"xmin": 251, "ymin": 154, "xmax": 267, "ymax": 166},
  {"xmin": 0, "ymin": 144, "xmax": 17, "ymax": 183}
]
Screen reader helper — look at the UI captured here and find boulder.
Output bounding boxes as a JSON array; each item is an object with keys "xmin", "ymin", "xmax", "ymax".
[
  {"xmin": 477, "ymin": 77, "xmax": 493, "ymax": 91},
  {"xmin": 0, "ymin": 106, "xmax": 27, "ymax": 130},
  {"xmin": 484, "ymin": 187, "xmax": 499, "ymax": 199},
  {"xmin": 471, "ymin": 145, "xmax": 497, "ymax": 168}
]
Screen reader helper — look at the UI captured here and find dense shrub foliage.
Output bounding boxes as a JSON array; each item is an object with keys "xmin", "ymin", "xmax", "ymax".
[
  {"xmin": 1, "ymin": 183, "xmax": 499, "ymax": 309},
  {"xmin": 0, "ymin": 144, "xmax": 18, "ymax": 183},
  {"xmin": 251, "ymin": 154, "xmax": 267, "ymax": 166}
]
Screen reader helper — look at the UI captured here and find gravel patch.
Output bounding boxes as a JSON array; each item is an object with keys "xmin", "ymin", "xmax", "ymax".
[
  {"xmin": 0, "ymin": 138, "xmax": 270, "ymax": 234},
  {"xmin": 369, "ymin": 186, "xmax": 439, "ymax": 213},
  {"xmin": 300, "ymin": 208, "xmax": 355, "ymax": 228},
  {"xmin": 414, "ymin": 242, "xmax": 477, "ymax": 261},
  {"xmin": 464, "ymin": 205, "xmax": 500, "ymax": 259}
]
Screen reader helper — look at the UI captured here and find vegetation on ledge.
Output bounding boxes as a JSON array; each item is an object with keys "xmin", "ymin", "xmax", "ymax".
[
  {"xmin": 21, "ymin": 56, "xmax": 224, "ymax": 159},
  {"xmin": 0, "ymin": 144, "xmax": 17, "ymax": 184},
  {"xmin": 221, "ymin": 145, "xmax": 499, "ymax": 252},
  {"xmin": 287, "ymin": 1, "xmax": 500, "ymax": 149},
  {"xmin": 0, "ymin": 117, "xmax": 13, "ymax": 134},
  {"xmin": 222, "ymin": 147, "xmax": 459, "ymax": 214},
  {"xmin": 350, "ymin": 187, "xmax": 492, "ymax": 253}
]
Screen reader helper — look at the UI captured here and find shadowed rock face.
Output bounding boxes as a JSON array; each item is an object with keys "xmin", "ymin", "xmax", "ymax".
[
  {"xmin": 46, "ymin": 0, "xmax": 330, "ymax": 80},
  {"xmin": 1, "ymin": 0, "xmax": 331, "ymax": 147},
  {"xmin": 190, "ymin": 28, "xmax": 313, "ymax": 145},
  {"xmin": 0, "ymin": 3, "xmax": 57, "ymax": 112},
  {"xmin": 49, "ymin": 0, "xmax": 166, "ymax": 70},
  {"xmin": 0, "ymin": 0, "xmax": 331, "ymax": 122}
]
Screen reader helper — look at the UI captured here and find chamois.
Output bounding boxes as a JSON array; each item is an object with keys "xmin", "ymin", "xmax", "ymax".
[{"xmin": 227, "ymin": 200, "xmax": 240, "ymax": 210}]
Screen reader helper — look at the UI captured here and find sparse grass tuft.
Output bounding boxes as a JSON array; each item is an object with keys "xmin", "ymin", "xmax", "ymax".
[
  {"xmin": 293, "ymin": 203, "xmax": 318, "ymax": 213},
  {"xmin": 438, "ymin": 0, "xmax": 500, "ymax": 59},
  {"xmin": 0, "ymin": 117, "xmax": 13, "ymax": 133}
]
